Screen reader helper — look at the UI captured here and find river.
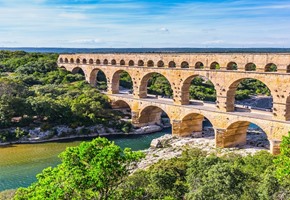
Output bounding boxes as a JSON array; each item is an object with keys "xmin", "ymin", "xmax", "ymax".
[{"xmin": 0, "ymin": 129, "xmax": 171, "ymax": 192}]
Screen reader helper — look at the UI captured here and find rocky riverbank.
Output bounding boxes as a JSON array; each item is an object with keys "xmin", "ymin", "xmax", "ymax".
[
  {"xmin": 0, "ymin": 124, "xmax": 164, "ymax": 145},
  {"xmin": 137, "ymin": 128, "xmax": 269, "ymax": 170}
]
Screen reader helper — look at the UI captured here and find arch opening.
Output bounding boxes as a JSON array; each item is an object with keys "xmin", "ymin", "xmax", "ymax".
[
  {"xmin": 128, "ymin": 60, "xmax": 134, "ymax": 66},
  {"xmin": 70, "ymin": 58, "xmax": 74, "ymax": 63},
  {"xmin": 168, "ymin": 61, "xmax": 176, "ymax": 68},
  {"xmin": 59, "ymin": 58, "xmax": 63, "ymax": 63},
  {"xmin": 195, "ymin": 62, "xmax": 204, "ymax": 69},
  {"xmin": 210, "ymin": 62, "xmax": 220, "ymax": 70},
  {"xmin": 112, "ymin": 100, "xmax": 132, "ymax": 121},
  {"xmin": 147, "ymin": 60, "xmax": 154, "ymax": 67},
  {"xmin": 138, "ymin": 60, "xmax": 144, "ymax": 66},
  {"xmin": 111, "ymin": 70, "xmax": 133, "ymax": 94},
  {"xmin": 89, "ymin": 59, "xmax": 94, "ymax": 64},
  {"xmin": 180, "ymin": 113, "xmax": 213, "ymax": 137},
  {"xmin": 96, "ymin": 59, "xmax": 101, "ymax": 65},
  {"xmin": 265, "ymin": 63, "xmax": 277, "ymax": 72},
  {"xmin": 245, "ymin": 63, "xmax": 256, "ymax": 71},
  {"xmin": 103, "ymin": 59, "xmax": 108, "ymax": 65},
  {"xmin": 120, "ymin": 60, "xmax": 125, "ymax": 66},
  {"xmin": 227, "ymin": 78, "xmax": 272, "ymax": 112},
  {"xmin": 111, "ymin": 59, "xmax": 116, "ymax": 65},
  {"xmin": 227, "ymin": 62, "xmax": 238, "ymax": 70},
  {"xmin": 72, "ymin": 67, "xmax": 85, "ymax": 76},
  {"xmin": 82, "ymin": 59, "xmax": 87, "ymax": 64},
  {"xmin": 138, "ymin": 106, "xmax": 171, "ymax": 128},
  {"xmin": 89, "ymin": 69, "xmax": 107, "ymax": 91},
  {"xmin": 139, "ymin": 72, "xmax": 173, "ymax": 99},
  {"xmin": 76, "ymin": 58, "xmax": 80, "ymax": 64},
  {"xmin": 287, "ymin": 64, "xmax": 290, "ymax": 73},
  {"xmin": 157, "ymin": 60, "xmax": 164, "ymax": 67},
  {"xmin": 224, "ymin": 121, "xmax": 269, "ymax": 150},
  {"xmin": 181, "ymin": 61, "xmax": 189, "ymax": 68},
  {"xmin": 64, "ymin": 58, "xmax": 69, "ymax": 63},
  {"xmin": 181, "ymin": 75, "xmax": 216, "ymax": 105}
]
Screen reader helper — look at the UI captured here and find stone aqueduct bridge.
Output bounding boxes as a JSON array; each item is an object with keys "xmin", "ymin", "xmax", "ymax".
[{"xmin": 58, "ymin": 53, "xmax": 290, "ymax": 154}]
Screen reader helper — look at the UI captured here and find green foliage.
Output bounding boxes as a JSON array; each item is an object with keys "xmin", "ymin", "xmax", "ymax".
[
  {"xmin": 0, "ymin": 51, "xmax": 126, "ymax": 133},
  {"xmin": 274, "ymin": 133, "xmax": 290, "ymax": 183},
  {"xmin": 14, "ymin": 137, "xmax": 144, "ymax": 200},
  {"xmin": 148, "ymin": 73, "xmax": 173, "ymax": 97}
]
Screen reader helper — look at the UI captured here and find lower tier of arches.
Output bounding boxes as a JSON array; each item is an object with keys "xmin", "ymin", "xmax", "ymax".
[{"xmin": 108, "ymin": 95, "xmax": 290, "ymax": 155}]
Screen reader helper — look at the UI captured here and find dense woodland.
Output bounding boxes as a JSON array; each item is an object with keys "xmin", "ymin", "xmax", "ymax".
[{"xmin": 0, "ymin": 51, "xmax": 130, "ymax": 142}]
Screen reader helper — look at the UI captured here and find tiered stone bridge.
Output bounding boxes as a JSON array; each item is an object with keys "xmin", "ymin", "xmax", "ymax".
[{"xmin": 58, "ymin": 53, "xmax": 290, "ymax": 154}]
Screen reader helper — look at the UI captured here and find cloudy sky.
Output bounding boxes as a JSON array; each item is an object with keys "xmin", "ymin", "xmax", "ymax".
[{"xmin": 0, "ymin": 0, "xmax": 290, "ymax": 48}]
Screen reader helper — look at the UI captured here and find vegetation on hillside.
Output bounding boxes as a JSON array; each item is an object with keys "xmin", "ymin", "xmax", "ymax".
[
  {"xmin": 0, "ymin": 51, "xmax": 129, "ymax": 143},
  {"xmin": 12, "ymin": 133, "xmax": 290, "ymax": 199}
]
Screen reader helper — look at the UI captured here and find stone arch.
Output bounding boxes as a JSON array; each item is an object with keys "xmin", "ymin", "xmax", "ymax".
[
  {"xmin": 111, "ymin": 59, "xmax": 116, "ymax": 65},
  {"xmin": 89, "ymin": 68, "xmax": 108, "ymax": 88},
  {"xmin": 210, "ymin": 62, "xmax": 220, "ymax": 70},
  {"xmin": 265, "ymin": 63, "xmax": 277, "ymax": 72},
  {"xmin": 178, "ymin": 113, "xmax": 214, "ymax": 137},
  {"xmin": 64, "ymin": 58, "xmax": 69, "ymax": 63},
  {"xmin": 89, "ymin": 59, "xmax": 94, "ymax": 64},
  {"xmin": 181, "ymin": 75, "xmax": 216, "ymax": 105},
  {"xmin": 195, "ymin": 62, "xmax": 204, "ymax": 69},
  {"xmin": 287, "ymin": 64, "xmax": 290, "ymax": 73},
  {"xmin": 103, "ymin": 59, "xmax": 108, "ymax": 65},
  {"xmin": 96, "ymin": 59, "xmax": 101, "ymax": 65},
  {"xmin": 128, "ymin": 60, "xmax": 134, "ymax": 66},
  {"xmin": 147, "ymin": 60, "xmax": 154, "ymax": 67},
  {"xmin": 72, "ymin": 67, "xmax": 85, "ymax": 76},
  {"xmin": 181, "ymin": 61, "xmax": 189, "ymax": 68},
  {"xmin": 111, "ymin": 70, "xmax": 133, "ymax": 94},
  {"xmin": 157, "ymin": 60, "xmax": 164, "ymax": 67},
  {"xmin": 138, "ymin": 105, "xmax": 171, "ymax": 127},
  {"xmin": 227, "ymin": 62, "xmax": 238, "ymax": 70},
  {"xmin": 60, "ymin": 66, "xmax": 66, "ymax": 70},
  {"xmin": 223, "ymin": 121, "xmax": 269, "ymax": 148},
  {"xmin": 139, "ymin": 72, "xmax": 173, "ymax": 98},
  {"xmin": 168, "ymin": 61, "xmax": 176, "ymax": 68},
  {"xmin": 76, "ymin": 58, "xmax": 80, "ymax": 64},
  {"xmin": 112, "ymin": 99, "xmax": 131, "ymax": 110},
  {"xmin": 59, "ymin": 57, "xmax": 64, "ymax": 63},
  {"xmin": 120, "ymin": 60, "xmax": 125, "ymax": 66},
  {"xmin": 138, "ymin": 60, "xmax": 144, "ymax": 66},
  {"xmin": 226, "ymin": 78, "xmax": 272, "ymax": 112},
  {"xmin": 245, "ymin": 63, "xmax": 256, "ymax": 71},
  {"xmin": 70, "ymin": 58, "xmax": 74, "ymax": 63},
  {"xmin": 82, "ymin": 59, "xmax": 87, "ymax": 64}
]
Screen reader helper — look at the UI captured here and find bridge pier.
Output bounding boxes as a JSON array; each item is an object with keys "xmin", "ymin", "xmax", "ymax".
[
  {"xmin": 270, "ymin": 140, "xmax": 281, "ymax": 155},
  {"xmin": 172, "ymin": 118, "xmax": 204, "ymax": 137}
]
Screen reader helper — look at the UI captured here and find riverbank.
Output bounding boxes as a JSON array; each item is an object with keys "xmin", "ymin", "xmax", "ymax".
[
  {"xmin": 137, "ymin": 128, "xmax": 269, "ymax": 170},
  {"xmin": 0, "ymin": 124, "xmax": 164, "ymax": 146}
]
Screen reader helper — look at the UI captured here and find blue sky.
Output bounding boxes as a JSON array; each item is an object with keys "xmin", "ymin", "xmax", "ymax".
[{"xmin": 0, "ymin": 0, "xmax": 290, "ymax": 48}]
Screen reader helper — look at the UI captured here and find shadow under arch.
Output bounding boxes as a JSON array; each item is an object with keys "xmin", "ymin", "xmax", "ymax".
[
  {"xmin": 179, "ymin": 112, "xmax": 214, "ymax": 137},
  {"xmin": 226, "ymin": 77, "xmax": 272, "ymax": 112},
  {"xmin": 138, "ymin": 105, "xmax": 171, "ymax": 127},
  {"xmin": 72, "ymin": 67, "xmax": 85, "ymax": 76},
  {"xmin": 181, "ymin": 74, "xmax": 216, "ymax": 105},
  {"xmin": 224, "ymin": 121, "xmax": 269, "ymax": 149},
  {"xmin": 89, "ymin": 68, "xmax": 108, "ymax": 90},
  {"xmin": 111, "ymin": 69, "xmax": 133, "ymax": 94},
  {"xmin": 138, "ymin": 72, "xmax": 173, "ymax": 98}
]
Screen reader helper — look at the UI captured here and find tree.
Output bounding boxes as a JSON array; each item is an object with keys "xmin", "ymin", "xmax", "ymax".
[{"xmin": 14, "ymin": 137, "xmax": 144, "ymax": 200}]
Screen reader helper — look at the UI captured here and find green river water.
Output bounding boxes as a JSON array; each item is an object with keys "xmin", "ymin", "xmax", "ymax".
[{"xmin": 0, "ymin": 129, "xmax": 170, "ymax": 191}]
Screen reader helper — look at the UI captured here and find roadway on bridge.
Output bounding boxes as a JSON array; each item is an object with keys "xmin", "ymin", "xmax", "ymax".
[{"xmin": 104, "ymin": 91, "xmax": 281, "ymax": 122}]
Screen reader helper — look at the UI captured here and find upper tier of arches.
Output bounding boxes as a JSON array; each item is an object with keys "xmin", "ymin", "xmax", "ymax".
[{"xmin": 58, "ymin": 54, "xmax": 290, "ymax": 73}]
